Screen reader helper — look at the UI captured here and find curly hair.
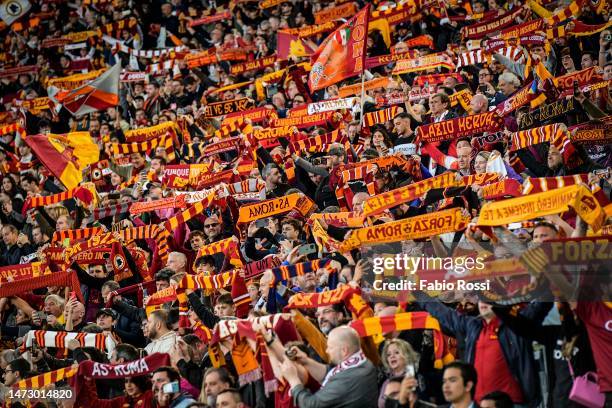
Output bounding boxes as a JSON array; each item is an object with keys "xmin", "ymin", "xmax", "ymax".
[{"xmin": 380, "ymin": 338, "xmax": 420, "ymax": 374}]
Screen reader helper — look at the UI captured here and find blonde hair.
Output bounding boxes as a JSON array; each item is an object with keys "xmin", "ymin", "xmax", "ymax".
[
  {"xmin": 381, "ymin": 338, "xmax": 420, "ymax": 373},
  {"xmin": 47, "ymin": 206, "xmax": 69, "ymax": 221}
]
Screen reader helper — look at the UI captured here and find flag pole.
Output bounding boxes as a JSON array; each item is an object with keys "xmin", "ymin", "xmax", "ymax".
[{"xmin": 359, "ymin": 70, "xmax": 366, "ymax": 128}]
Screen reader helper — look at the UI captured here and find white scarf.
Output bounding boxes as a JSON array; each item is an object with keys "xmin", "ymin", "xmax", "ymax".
[{"xmin": 321, "ymin": 351, "xmax": 368, "ymax": 387}]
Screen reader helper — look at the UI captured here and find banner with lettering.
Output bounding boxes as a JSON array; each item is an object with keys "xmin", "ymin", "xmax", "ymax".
[
  {"xmin": 237, "ymin": 193, "xmax": 316, "ymax": 224},
  {"xmin": 202, "ymin": 98, "xmax": 255, "ymax": 118},
  {"xmin": 478, "ymin": 185, "xmax": 606, "ymax": 232},
  {"xmin": 416, "ymin": 111, "xmax": 504, "ymax": 143},
  {"xmin": 230, "ymin": 56, "xmax": 277, "ymax": 75}
]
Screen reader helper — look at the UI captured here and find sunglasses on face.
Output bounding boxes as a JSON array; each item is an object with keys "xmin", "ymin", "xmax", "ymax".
[{"xmin": 204, "ymin": 223, "xmax": 220, "ymax": 228}]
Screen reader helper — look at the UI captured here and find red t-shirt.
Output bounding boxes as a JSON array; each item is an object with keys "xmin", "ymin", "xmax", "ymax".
[
  {"xmin": 576, "ymin": 302, "xmax": 612, "ymax": 392},
  {"xmin": 474, "ymin": 317, "xmax": 524, "ymax": 403}
]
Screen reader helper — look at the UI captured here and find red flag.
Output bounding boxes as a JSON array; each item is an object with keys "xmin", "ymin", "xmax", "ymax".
[
  {"xmin": 52, "ymin": 63, "xmax": 120, "ymax": 116},
  {"xmin": 308, "ymin": 5, "xmax": 370, "ymax": 92}
]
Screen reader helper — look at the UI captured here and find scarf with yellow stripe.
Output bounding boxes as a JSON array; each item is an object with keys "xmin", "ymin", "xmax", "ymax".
[
  {"xmin": 196, "ymin": 236, "xmax": 244, "ymax": 269},
  {"xmin": 237, "ymin": 193, "xmax": 316, "ymax": 225},
  {"xmin": 363, "ymin": 106, "xmax": 401, "ymax": 128},
  {"xmin": 349, "ymin": 312, "xmax": 454, "ymax": 369},
  {"xmin": 22, "ymin": 183, "xmax": 98, "ymax": 214},
  {"xmin": 336, "ymin": 208, "xmax": 471, "ymax": 252},
  {"xmin": 51, "ymin": 226, "xmax": 104, "ymax": 244},
  {"xmin": 13, "ymin": 366, "xmax": 76, "ymax": 390},
  {"xmin": 509, "ymin": 123, "xmax": 573, "ymax": 160},
  {"xmin": 478, "ymin": 184, "xmax": 606, "ymax": 232}
]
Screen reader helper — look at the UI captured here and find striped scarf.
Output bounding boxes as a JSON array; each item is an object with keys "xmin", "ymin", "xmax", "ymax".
[
  {"xmin": 22, "ymin": 330, "xmax": 116, "ymax": 356},
  {"xmin": 0, "ymin": 122, "xmax": 23, "ymax": 136},
  {"xmin": 456, "ymin": 47, "xmax": 521, "ymax": 68},
  {"xmin": 161, "ymin": 190, "xmax": 221, "ymax": 232},
  {"xmin": 287, "ymin": 130, "xmax": 348, "ymax": 154},
  {"xmin": 87, "ymin": 203, "xmax": 130, "ymax": 222},
  {"xmin": 115, "ymin": 174, "xmax": 140, "ymax": 191},
  {"xmin": 124, "ymin": 121, "xmax": 179, "ymax": 142},
  {"xmin": 214, "ymin": 118, "xmax": 253, "ymax": 139},
  {"xmin": 335, "ymin": 165, "xmax": 377, "ymax": 211},
  {"xmin": 106, "ymin": 280, "xmax": 156, "ymax": 307},
  {"xmin": 196, "ymin": 237, "xmax": 243, "ymax": 268},
  {"xmin": 0, "ymin": 270, "xmax": 81, "ymax": 300},
  {"xmin": 73, "ymin": 225, "xmax": 170, "ymax": 264},
  {"xmin": 285, "ymin": 285, "xmax": 370, "ymax": 318},
  {"xmin": 510, "ymin": 123, "xmax": 571, "ymax": 158},
  {"xmin": 363, "ymin": 106, "xmax": 400, "ymax": 127},
  {"xmin": 13, "ymin": 366, "xmax": 76, "ymax": 389},
  {"xmin": 544, "ymin": 0, "xmax": 582, "ymax": 26},
  {"xmin": 111, "ymin": 134, "xmax": 172, "ymax": 156},
  {"xmin": 349, "ymin": 312, "xmax": 454, "ymax": 369},
  {"xmin": 266, "ymin": 259, "xmax": 336, "ymax": 313},
  {"xmin": 237, "ymin": 193, "xmax": 316, "ymax": 224},
  {"xmin": 522, "ymin": 175, "xmax": 590, "ymax": 194},
  {"xmin": 227, "ymin": 179, "xmax": 265, "ymax": 195},
  {"xmin": 22, "ymin": 183, "xmax": 97, "ymax": 214},
  {"xmin": 52, "ymin": 226, "xmax": 104, "ymax": 244}
]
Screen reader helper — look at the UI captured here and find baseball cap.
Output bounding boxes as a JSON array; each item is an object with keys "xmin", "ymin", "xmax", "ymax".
[{"xmin": 96, "ymin": 308, "xmax": 118, "ymax": 320}]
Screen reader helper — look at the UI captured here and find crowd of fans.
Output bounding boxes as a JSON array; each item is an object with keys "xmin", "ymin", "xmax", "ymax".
[{"xmin": 0, "ymin": 0, "xmax": 611, "ymax": 407}]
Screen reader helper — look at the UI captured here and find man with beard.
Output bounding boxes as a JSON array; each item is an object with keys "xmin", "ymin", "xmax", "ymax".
[
  {"xmin": 316, "ymin": 304, "xmax": 345, "ymax": 335},
  {"xmin": 144, "ymin": 309, "xmax": 178, "ymax": 355}
]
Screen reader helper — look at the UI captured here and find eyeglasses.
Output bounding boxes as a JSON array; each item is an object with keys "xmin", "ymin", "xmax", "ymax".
[
  {"xmin": 204, "ymin": 223, "xmax": 220, "ymax": 228},
  {"xmin": 4, "ymin": 369, "xmax": 13, "ymax": 374}
]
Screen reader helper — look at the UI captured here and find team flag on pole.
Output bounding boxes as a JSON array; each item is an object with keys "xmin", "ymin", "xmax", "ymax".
[
  {"xmin": 308, "ymin": 4, "xmax": 370, "ymax": 92},
  {"xmin": 51, "ymin": 63, "xmax": 121, "ymax": 116},
  {"xmin": 25, "ymin": 132, "xmax": 100, "ymax": 190}
]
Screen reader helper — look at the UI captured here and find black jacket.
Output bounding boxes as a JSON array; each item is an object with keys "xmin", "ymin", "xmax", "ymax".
[{"xmin": 416, "ymin": 293, "xmax": 552, "ymax": 407}]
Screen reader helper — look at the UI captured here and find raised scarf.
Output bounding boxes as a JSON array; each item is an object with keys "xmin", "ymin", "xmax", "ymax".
[
  {"xmin": 364, "ymin": 106, "xmax": 401, "ymax": 127},
  {"xmin": 237, "ymin": 193, "xmax": 316, "ymax": 224},
  {"xmin": 202, "ymin": 98, "xmax": 255, "ymax": 118},
  {"xmin": 338, "ymin": 208, "xmax": 470, "ymax": 251},
  {"xmin": 413, "ymin": 73, "xmax": 464, "ymax": 87},
  {"xmin": 287, "ymin": 130, "xmax": 348, "ymax": 154},
  {"xmin": 13, "ymin": 366, "xmax": 76, "ymax": 389},
  {"xmin": 495, "ymin": 79, "xmax": 547, "ymax": 117},
  {"xmin": 223, "ymin": 108, "xmax": 278, "ymax": 128},
  {"xmin": 0, "ymin": 270, "xmax": 82, "ymax": 301},
  {"xmin": 456, "ymin": 46, "xmax": 521, "ymax": 68},
  {"xmin": 124, "ymin": 121, "xmax": 180, "ymax": 142},
  {"xmin": 370, "ymin": 1, "xmax": 421, "ymax": 26},
  {"xmin": 111, "ymin": 134, "xmax": 171, "ymax": 155},
  {"xmin": 161, "ymin": 192, "xmax": 220, "ymax": 232},
  {"xmin": 22, "ymin": 330, "xmax": 116, "ymax": 355},
  {"xmin": 230, "ymin": 55, "xmax": 277, "ymax": 75},
  {"xmin": 522, "ymin": 175, "xmax": 590, "ymax": 194},
  {"xmin": 87, "ymin": 203, "xmax": 131, "ymax": 222},
  {"xmin": 338, "ymin": 77, "xmax": 390, "ymax": 98},
  {"xmin": 105, "ymin": 280, "xmax": 156, "ymax": 307},
  {"xmin": 22, "ymin": 183, "xmax": 97, "ymax": 214},
  {"xmin": 188, "ymin": 10, "xmax": 232, "ymax": 27},
  {"xmin": 462, "ymin": 6, "xmax": 525, "ymax": 39},
  {"xmin": 129, "ymin": 197, "xmax": 185, "ymax": 215},
  {"xmin": 478, "ymin": 184, "xmax": 606, "ymax": 232},
  {"xmin": 335, "ymin": 165, "xmax": 377, "ymax": 211},
  {"xmin": 0, "ymin": 262, "xmax": 50, "ymax": 284},
  {"xmin": 283, "ymin": 21, "xmax": 338, "ymax": 38},
  {"xmin": 510, "ymin": 123, "xmax": 572, "ymax": 159},
  {"xmin": 364, "ymin": 50, "xmax": 420, "ymax": 69},
  {"xmin": 362, "ymin": 173, "xmax": 498, "ymax": 217},
  {"xmin": 51, "ymin": 227, "xmax": 104, "ymax": 244},
  {"xmin": 314, "ymin": 2, "xmax": 357, "ymax": 24},
  {"xmin": 244, "ymin": 255, "xmax": 282, "ymax": 279},
  {"xmin": 416, "ymin": 111, "xmax": 504, "ymax": 143},
  {"xmin": 270, "ymin": 111, "xmax": 333, "ymax": 128},
  {"xmin": 45, "ymin": 246, "xmax": 108, "ymax": 267},
  {"xmin": 285, "ymin": 285, "xmax": 371, "ymax": 319},
  {"xmin": 519, "ymin": 98, "xmax": 576, "ymax": 130},
  {"xmin": 349, "ymin": 312, "xmax": 454, "ymax": 369},
  {"xmin": 46, "ymin": 69, "xmax": 106, "ymax": 90},
  {"xmin": 196, "ymin": 237, "xmax": 243, "ymax": 268},
  {"xmin": 393, "ymin": 56, "xmax": 455, "ymax": 75},
  {"xmin": 570, "ymin": 118, "xmax": 612, "ymax": 145},
  {"xmin": 482, "ymin": 178, "xmax": 523, "ymax": 200}
]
